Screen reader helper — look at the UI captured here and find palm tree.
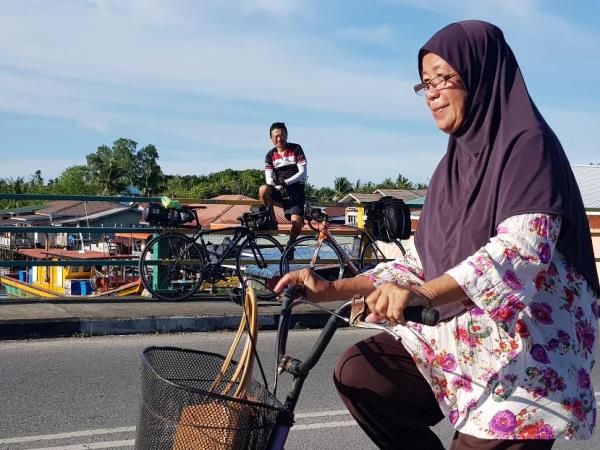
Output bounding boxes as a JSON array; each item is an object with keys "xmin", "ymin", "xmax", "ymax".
[
  {"xmin": 395, "ymin": 174, "xmax": 413, "ymax": 189},
  {"xmin": 333, "ymin": 176, "xmax": 353, "ymax": 201}
]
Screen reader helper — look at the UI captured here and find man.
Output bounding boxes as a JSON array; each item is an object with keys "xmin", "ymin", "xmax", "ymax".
[{"xmin": 258, "ymin": 122, "xmax": 307, "ymax": 258}]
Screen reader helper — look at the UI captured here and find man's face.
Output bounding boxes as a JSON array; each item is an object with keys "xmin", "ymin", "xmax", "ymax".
[{"xmin": 270, "ymin": 128, "xmax": 287, "ymax": 149}]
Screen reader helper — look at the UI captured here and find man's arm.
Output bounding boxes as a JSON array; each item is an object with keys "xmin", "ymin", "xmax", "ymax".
[{"xmin": 284, "ymin": 162, "xmax": 307, "ymax": 185}]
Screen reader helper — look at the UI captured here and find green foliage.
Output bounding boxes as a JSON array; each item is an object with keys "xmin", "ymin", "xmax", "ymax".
[
  {"xmin": 51, "ymin": 165, "xmax": 99, "ymax": 195},
  {"xmin": 131, "ymin": 144, "xmax": 165, "ymax": 196},
  {"xmin": 86, "ymin": 138, "xmax": 137, "ymax": 195},
  {"xmin": 333, "ymin": 176, "xmax": 353, "ymax": 200},
  {"xmin": 1, "ymin": 140, "xmax": 428, "ymax": 206}
]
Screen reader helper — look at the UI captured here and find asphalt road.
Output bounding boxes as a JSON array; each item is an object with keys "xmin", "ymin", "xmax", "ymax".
[{"xmin": 0, "ymin": 329, "xmax": 599, "ymax": 450}]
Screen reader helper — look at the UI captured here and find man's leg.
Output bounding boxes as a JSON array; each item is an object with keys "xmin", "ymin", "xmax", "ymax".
[
  {"xmin": 289, "ymin": 214, "xmax": 303, "ymax": 243},
  {"xmin": 259, "ymin": 184, "xmax": 281, "ymax": 228}
]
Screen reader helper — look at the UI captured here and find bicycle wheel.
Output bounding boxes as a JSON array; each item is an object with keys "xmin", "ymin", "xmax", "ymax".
[
  {"xmin": 236, "ymin": 234, "xmax": 284, "ymax": 300},
  {"xmin": 280, "ymin": 236, "xmax": 345, "ymax": 281},
  {"xmin": 139, "ymin": 233, "xmax": 205, "ymax": 301},
  {"xmin": 358, "ymin": 236, "xmax": 389, "ymax": 272}
]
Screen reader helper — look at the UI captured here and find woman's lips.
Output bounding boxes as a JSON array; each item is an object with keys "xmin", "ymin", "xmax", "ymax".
[{"xmin": 431, "ymin": 105, "xmax": 447, "ymax": 116}]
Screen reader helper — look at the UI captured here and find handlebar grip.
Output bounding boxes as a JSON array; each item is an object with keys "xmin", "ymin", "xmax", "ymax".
[
  {"xmin": 403, "ymin": 306, "xmax": 439, "ymax": 326},
  {"xmin": 282, "ymin": 284, "xmax": 304, "ymax": 301}
]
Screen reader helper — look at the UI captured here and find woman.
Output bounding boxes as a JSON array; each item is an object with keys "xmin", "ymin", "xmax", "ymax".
[{"xmin": 275, "ymin": 20, "xmax": 599, "ymax": 449}]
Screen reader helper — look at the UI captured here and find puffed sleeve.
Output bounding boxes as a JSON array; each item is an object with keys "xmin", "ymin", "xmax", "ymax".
[
  {"xmin": 359, "ymin": 241, "xmax": 425, "ymax": 288},
  {"xmin": 446, "ymin": 213, "xmax": 561, "ymax": 334}
]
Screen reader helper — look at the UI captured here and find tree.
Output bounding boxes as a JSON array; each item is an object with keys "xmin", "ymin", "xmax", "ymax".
[
  {"xmin": 395, "ymin": 174, "xmax": 413, "ymax": 189},
  {"xmin": 86, "ymin": 138, "xmax": 137, "ymax": 195},
  {"xmin": 132, "ymin": 144, "xmax": 165, "ymax": 196},
  {"xmin": 51, "ymin": 165, "xmax": 98, "ymax": 195},
  {"xmin": 376, "ymin": 177, "xmax": 396, "ymax": 190},
  {"xmin": 333, "ymin": 176, "xmax": 353, "ymax": 200}
]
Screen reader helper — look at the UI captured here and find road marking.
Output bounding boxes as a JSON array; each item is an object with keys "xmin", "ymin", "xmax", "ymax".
[
  {"xmin": 0, "ymin": 410, "xmax": 350, "ymax": 445},
  {"xmin": 0, "ymin": 427, "xmax": 135, "ymax": 445},
  {"xmin": 8, "ymin": 397, "xmax": 600, "ymax": 447},
  {"xmin": 295, "ymin": 409, "xmax": 350, "ymax": 418},
  {"xmin": 24, "ymin": 441, "xmax": 134, "ymax": 450},
  {"xmin": 292, "ymin": 420, "xmax": 357, "ymax": 431}
]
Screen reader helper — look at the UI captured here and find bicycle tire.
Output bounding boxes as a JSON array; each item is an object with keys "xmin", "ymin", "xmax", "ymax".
[
  {"xmin": 139, "ymin": 233, "xmax": 206, "ymax": 301},
  {"xmin": 280, "ymin": 236, "xmax": 345, "ymax": 281},
  {"xmin": 236, "ymin": 234, "xmax": 284, "ymax": 300},
  {"xmin": 358, "ymin": 236, "xmax": 389, "ymax": 272}
]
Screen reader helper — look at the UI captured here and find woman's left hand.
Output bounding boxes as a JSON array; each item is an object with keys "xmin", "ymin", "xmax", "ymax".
[{"xmin": 364, "ymin": 283, "xmax": 430, "ymax": 324}]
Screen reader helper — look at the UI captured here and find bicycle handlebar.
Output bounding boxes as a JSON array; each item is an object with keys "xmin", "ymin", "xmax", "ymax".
[{"xmin": 276, "ymin": 284, "xmax": 440, "ymax": 376}]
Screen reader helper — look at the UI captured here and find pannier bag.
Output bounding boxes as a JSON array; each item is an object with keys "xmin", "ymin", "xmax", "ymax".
[
  {"xmin": 366, "ymin": 196, "xmax": 411, "ymax": 242},
  {"xmin": 142, "ymin": 203, "xmax": 196, "ymax": 226},
  {"xmin": 240, "ymin": 205, "xmax": 273, "ymax": 231}
]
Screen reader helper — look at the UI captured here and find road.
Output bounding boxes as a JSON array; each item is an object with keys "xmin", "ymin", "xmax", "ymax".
[{"xmin": 0, "ymin": 329, "xmax": 598, "ymax": 450}]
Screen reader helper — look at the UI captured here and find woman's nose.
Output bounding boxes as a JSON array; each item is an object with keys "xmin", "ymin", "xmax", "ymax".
[{"xmin": 425, "ymin": 87, "xmax": 440, "ymax": 101}]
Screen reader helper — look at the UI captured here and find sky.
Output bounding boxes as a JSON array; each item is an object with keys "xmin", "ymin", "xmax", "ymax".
[{"xmin": 1, "ymin": 0, "xmax": 599, "ymax": 188}]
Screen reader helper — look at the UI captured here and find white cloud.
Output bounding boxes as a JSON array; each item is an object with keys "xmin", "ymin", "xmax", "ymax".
[
  {"xmin": 241, "ymin": 0, "xmax": 305, "ymax": 18},
  {"xmin": 0, "ymin": 0, "xmax": 421, "ymax": 126},
  {"xmin": 335, "ymin": 24, "xmax": 395, "ymax": 45}
]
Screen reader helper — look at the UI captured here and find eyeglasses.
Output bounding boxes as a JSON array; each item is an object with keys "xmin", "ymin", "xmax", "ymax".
[{"xmin": 414, "ymin": 73, "xmax": 458, "ymax": 96}]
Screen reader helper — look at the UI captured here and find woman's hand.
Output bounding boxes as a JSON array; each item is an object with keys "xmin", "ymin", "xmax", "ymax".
[
  {"xmin": 273, "ymin": 269, "xmax": 333, "ymax": 302},
  {"xmin": 365, "ymin": 283, "xmax": 430, "ymax": 324}
]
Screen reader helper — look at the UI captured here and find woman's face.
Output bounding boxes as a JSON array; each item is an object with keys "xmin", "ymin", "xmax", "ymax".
[{"xmin": 421, "ymin": 52, "xmax": 468, "ymax": 134}]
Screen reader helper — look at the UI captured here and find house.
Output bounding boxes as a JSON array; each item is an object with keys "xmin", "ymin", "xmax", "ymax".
[
  {"xmin": 1, "ymin": 200, "xmax": 140, "ymax": 250},
  {"xmin": 339, "ymin": 190, "xmax": 427, "ymax": 228},
  {"xmin": 572, "ymin": 165, "xmax": 600, "ymax": 275}
]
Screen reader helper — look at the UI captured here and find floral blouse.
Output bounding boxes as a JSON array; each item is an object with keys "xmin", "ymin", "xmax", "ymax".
[{"xmin": 361, "ymin": 213, "xmax": 598, "ymax": 440}]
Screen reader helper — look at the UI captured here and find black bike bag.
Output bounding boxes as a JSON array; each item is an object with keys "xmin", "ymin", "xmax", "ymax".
[{"xmin": 366, "ymin": 196, "xmax": 412, "ymax": 242}]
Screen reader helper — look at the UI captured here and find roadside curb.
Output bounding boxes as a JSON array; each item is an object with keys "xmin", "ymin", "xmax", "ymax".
[{"xmin": 0, "ymin": 312, "xmax": 335, "ymax": 340}]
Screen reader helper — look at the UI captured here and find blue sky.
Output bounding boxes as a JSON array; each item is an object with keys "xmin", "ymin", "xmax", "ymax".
[{"xmin": 1, "ymin": 0, "xmax": 599, "ymax": 187}]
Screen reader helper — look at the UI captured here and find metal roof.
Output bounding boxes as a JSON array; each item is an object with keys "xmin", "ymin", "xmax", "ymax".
[
  {"xmin": 338, "ymin": 193, "xmax": 383, "ymax": 204},
  {"xmin": 572, "ymin": 165, "xmax": 600, "ymax": 209},
  {"xmin": 52, "ymin": 206, "xmax": 138, "ymax": 224},
  {"xmin": 374, "ymin": 189, "xmax": 426, "ymax": 201},
  {"xmin": 0, "ymin": 204, "xmax": 46, "ymax": 216},
  {"xmin": 36, "ymin": 200, "xmax": 124, "ymax": 217}
]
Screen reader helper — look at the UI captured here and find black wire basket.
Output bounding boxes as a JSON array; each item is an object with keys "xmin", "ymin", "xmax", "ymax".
[{"xmin": 135, "ymin": 346, "xmax": 283, "ymax": 450}]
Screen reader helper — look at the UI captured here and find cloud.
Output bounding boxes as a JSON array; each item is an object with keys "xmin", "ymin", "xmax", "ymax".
[
  {"xmin": 0, "ymin": 0, "xmax": 421, "ymax": 127},
  {"xmin": 334, "ymin": 24, "xmax": 395, "ymax": 45},
  {"xmin": 241, "ymin": 0, "xmax": 305, "ymax": 18}
]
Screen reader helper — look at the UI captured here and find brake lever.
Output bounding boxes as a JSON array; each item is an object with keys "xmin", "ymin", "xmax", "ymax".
[{"xmin": 349, "ymin": 297, "xmax": 401, "ymax": 340}]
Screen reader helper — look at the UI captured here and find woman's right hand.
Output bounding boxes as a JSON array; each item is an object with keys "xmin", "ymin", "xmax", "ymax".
[{"xmin": 273, "ymin": 269, "xmax": 333, "ymax": 302}]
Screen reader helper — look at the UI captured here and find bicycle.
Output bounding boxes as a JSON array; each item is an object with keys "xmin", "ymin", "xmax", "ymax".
[
  {"xmin": 139, "ymin": 207, "xmax": 284, "ymax": 301},
  {"xmin": 134, "ymin": 283, "xmax": 439, "ymax": 449},
  {"xmin": 280, "ymin": 207, "xmax": 406, "ymax": 281}
]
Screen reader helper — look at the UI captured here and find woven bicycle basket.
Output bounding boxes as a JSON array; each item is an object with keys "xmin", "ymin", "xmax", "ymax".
[{"xmin": 135, "ymin": 347, "xmax": 283, "ymax": 449}]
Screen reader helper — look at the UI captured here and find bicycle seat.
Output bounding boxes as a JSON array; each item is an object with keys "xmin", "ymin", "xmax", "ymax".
[{"xmin": 307, "ymin": 208, "xmax": 327, "ymax": 222}]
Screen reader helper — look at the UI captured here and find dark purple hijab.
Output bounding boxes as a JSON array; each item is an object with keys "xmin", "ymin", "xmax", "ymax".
[{"xmin": 414, "ymin": 20, "xmax": 599, "ymax": 294}]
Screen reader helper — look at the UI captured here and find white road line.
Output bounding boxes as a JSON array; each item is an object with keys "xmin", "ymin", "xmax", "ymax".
[
  {"xmin": 292, "ymin": 420, "xmax": 357, "ymax": 431},
  {"xmin": 7, "ymin": 397, "xmax": 600, "ymax": 447},
  {"xmin": 24, "ymin": 440, "xmax": 134, "ymax": 450},
  {"xmin": 0, "ymin": 410, "xmax": 350, "ymax": 445},
  {"xmin": 0, "ymin": 427, "xmax": 135, "ymax": 445},
  {"xmin": 295, "ymin": 409, "xmax": 350, "ymax": 418}
]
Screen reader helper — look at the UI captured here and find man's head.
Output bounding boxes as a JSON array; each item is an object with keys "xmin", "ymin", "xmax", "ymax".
[{"xmin": 270, "ymin": 122, "xmax": 288, "ymax": 149}]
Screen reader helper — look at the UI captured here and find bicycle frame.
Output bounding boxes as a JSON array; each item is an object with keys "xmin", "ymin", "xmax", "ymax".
[
  {"xmin": 265, "ymin": 285, "xmax": 439, "ymax": 449},
  {"xmin": 306, "ymin": 211, "xmax": 389, "ymax": 276},
  {"xmin": 266, "ymin": 286, "xmax": 352, "ymax": 449}
]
